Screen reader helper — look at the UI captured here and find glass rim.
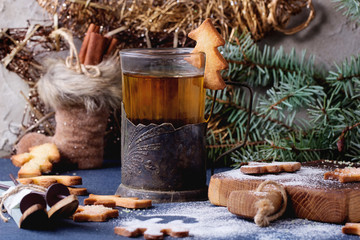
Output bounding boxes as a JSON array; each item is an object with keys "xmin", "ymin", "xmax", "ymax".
[{"xmin": 120, "ymin": 48, "xmax": 204, "ymax": 57}]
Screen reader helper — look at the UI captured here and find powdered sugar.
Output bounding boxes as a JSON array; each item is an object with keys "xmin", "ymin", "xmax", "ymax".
[
  {"xmin": 220, "ymin": 167, "xmax": 359, "ymax": 189},
  {"xmin": 115, "ymin": 201, "xmax": 347, "ymax": 239},
  {"xmin": 224, "ymin": 167, "xmax": 323, "ymax": 182},
  {"xmin": 114, "ymin": 166, "xmax": 359, "ymax": 239}
]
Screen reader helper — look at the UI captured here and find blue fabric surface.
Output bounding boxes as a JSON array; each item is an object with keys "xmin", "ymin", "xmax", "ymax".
[
  {"xmin": 0, "ymin": 158, "xmax": 124, "ymax": 239},
  {"xmin": 0, "ymin": 158, "xmax": 358, "ymax": 240}
]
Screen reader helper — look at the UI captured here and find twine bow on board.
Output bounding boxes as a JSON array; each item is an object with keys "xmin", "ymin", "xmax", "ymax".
[
  {"xmin": 49, "ymin": 28, "xmax": 101, "ymax": 78},
  {"xmin": 253, "ymin": 180, "xmax": 288, "ymax": 227}
]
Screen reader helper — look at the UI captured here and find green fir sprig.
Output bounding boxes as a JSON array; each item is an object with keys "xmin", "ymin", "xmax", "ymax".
[
  {"xmin": 333, "ymin": 0, "xmax": 360, "ymax": 23},
  {"xmin": 206, "ymin": 33, "xmax": 360, "ymax": 166}
]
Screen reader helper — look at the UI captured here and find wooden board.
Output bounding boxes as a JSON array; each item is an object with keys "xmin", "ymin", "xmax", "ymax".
[{"xmin": 208, "ymin": 165, "xmax": 360, "ymax": 223}]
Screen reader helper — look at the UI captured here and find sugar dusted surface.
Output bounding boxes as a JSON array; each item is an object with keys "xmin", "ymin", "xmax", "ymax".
[
  {"xmin": 115, "ymin": 201, "xmax": 350, "ymax": 240},
  {"xmin": 78, "ymin": 205, "xmax": 115, "ymax": 214},
  {"xmin": 244, "ymin": 161, "xmax": 300, "ymax": 167},
  {"xmin": 220, "ymin": 166, "xmax": 360, "ymax": 190},
  {"xmin": 114, "ymin": 166, "xmax": 360, "ymax": 239}
]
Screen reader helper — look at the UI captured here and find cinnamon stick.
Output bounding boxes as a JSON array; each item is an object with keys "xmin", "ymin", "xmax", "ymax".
[
  {"xmin": 79, "ymin": 23, "xmax": 118, "ymax": 65},
  {"xmin": 79, "ymin": 24, "xmax": 99, "ymax": 64},
  {"xmin": 103, "ymin": 36, "xmax": 112, "ymax": 54},
  {"xmin": 84, "ymin": 32, "xmax": 107, "ymax": 65},
  {"xmin": 105, "ymin": 37, "xmax": 118, "ymax": 57}
]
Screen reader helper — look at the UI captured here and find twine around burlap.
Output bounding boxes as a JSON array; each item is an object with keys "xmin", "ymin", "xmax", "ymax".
[
  {"xmin": 0, "ymin": 184, "xmax": 47, "ymax": 222},
  {"xmin": 50, "ymin": 28, "xmax": 101, "ymax": 78},
  {"xmin": 253, "ymin": 180, "xmax": 288, "ymax": 227},
  {"xmin": 15, "ymin": 28, "xmax": 121, "ymax": 169},
  {"xmin": 38, "ymin": 28, "xmax": 121, "ymax": 113}
]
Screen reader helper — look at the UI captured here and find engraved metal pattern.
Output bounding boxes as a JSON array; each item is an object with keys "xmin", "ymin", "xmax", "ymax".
[{"xmin": 121, "ymin": 104, "xmax": 207, "ymax": 192}]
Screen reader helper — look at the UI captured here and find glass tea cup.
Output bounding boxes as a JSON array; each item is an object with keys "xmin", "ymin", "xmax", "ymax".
[
  {"xmin": 118, "ymin": 48, "xmax": 253, "ymax": 202},
  {"xmin": 118, "ymin": 48, "xmax": 208, "ymax": 202},
  {"xmin": 120, "ymin": 48, "xmax": 206, "ymax": 128}
]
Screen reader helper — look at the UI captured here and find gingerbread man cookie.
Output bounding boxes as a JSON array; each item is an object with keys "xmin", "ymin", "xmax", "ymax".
[{"xmin": 11, "ymin": 143, "xmax": 60, "ymax": 178}]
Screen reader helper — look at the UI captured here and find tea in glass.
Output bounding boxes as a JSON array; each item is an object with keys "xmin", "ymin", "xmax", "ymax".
[
  {"xmin": 120, "ymin": 48, "xmax": 205, "ymax": 127},
  {"xmin": 122, "ymin": 73, "xmax": 205, "ymax": 128}
]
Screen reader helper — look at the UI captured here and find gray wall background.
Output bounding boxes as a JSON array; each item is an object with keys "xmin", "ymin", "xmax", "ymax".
[{"xmin": 0, "ymin": 0, "xmax": 359, "ymax": 157}]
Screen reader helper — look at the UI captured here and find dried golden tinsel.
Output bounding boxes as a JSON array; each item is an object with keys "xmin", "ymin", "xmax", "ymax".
[
  {"xmin": 37, "ymin": 0, "xmax": 314, "ymax": 43},
  {"xmin": 0, "ymin": 26, "xmax": 62, "ymax": 142}
]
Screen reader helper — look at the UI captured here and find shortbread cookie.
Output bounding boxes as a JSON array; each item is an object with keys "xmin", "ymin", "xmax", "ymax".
[
  {"xmin": 68, "ymin": 186, "xmax": 88, "ymax": 196},
  {"xmin": 17, "ymin": 175, "xmax": 82, "ymax": 188},
  {"xmin": 115, "ymin": 225, "xmax": 189, "ymax": 239},
  {"xmin": 84, "ymin": 194, "xmax": 152, "ymax": 209},
  {"xmin": 240, "ymin": 162, "xmax": 301, "ymax": 175},
  {"xmin": 342, "ymin": 223, "xmax": 360, "ymax": 235},
  {"xmin": 11, "ymin": 143, "xmax": 60, "ymax": 178},
  {"xmin": 73, "ymin": 205, "xmax": 119, "ymax": 222},
  {"xmin": 324, "ymin": 167, "xmax": 360, "ymax": 183},
  {"xmin": 188, "ymin": 18, "xmax": 228, "ymax": 90}
]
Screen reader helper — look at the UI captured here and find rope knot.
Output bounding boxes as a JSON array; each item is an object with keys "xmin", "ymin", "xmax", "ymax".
[
  {"xmin": 50, "ymin": 28, "xmax": 101, "ymax": 78},
  {"xmin": 254, "ymin": 199, "xmax": 274, "ymax": 227},
  {"xmin": 253, "ymin": 180, "xmax": 287, "ymax": 227}
]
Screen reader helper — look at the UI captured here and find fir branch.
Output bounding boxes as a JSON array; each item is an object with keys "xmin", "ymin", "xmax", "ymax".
[
  {"xmin": 333, "ymin": 0, "xmax": 360, "ymax": 23},
  {"xmin": 262, "ymin": 131, "xmax": 334, "ymax": 162},
  {"xmin": 226, "ymin": 57, "xmax": 298, "ymax": 78},
  {"xmin": 336, "ymin": 73, "xmax": 360, "ymax": 82},
  {"xmin": 345, "ymin": 133, "xmax": 360, "ymax": 160},
  {"xmin": 269, "ymin": 93, "xmax": 294, "ymax": 110},
  {"xmin": 208, "ymin": 33, "xmax": 360, "ymax": 166},
  {"xmin": 269, "ymin": 142, "xmax": 330, "ymax": 153},
  {"xmin": 326, "ymin": 55, "xmax": 360, "ymax": 99},
  {"xmin": 206, "ymin": 94, "xmax": 296, "ymax": 132},
  {"xmin": 337, "ymin": 121, "xmax": 360, "ymax": 151},
  {"xmin": 221, "ymin": 33, "xmax": 324, "ymax": 87},
  {"xmin": 307, "ymin": 94, "xmax": 341, "ymax": 128},
  {"xmin": 207, "ymin": 140, "xmax": 266, "ymax": 149},
  {"xmin": 258, "ymin": 78, "xmax": 325, "ymax": 126}
]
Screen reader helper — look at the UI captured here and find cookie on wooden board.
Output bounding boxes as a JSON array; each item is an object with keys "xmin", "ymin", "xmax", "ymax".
[
  {"xmin": 240, "ymin": 162, "xmax": 301, "ymax": 175},
  {"xmin": 324, "ymin": 167, "xmax": 360, "ymax": 183}
]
